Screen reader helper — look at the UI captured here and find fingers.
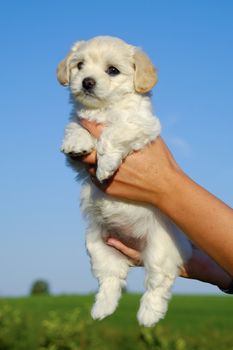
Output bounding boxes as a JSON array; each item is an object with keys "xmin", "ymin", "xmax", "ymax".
[
  {"xmin": 80, "ymin": 150, "xmax": 97, "ymax": 164},
  {"xmin": 80, "ymin": 119, "xmax": 104, "ymax": 139},
  {"xmin": 106, "ymin": 238, "xmax": 142, "ymax": 266},
  {"xmin": 179, "ymin": 265, "xmax": 189, "ymax": 278},
  {"xmin": 68, "ymin": 149, "xmax": 97, "ymax": 165}
]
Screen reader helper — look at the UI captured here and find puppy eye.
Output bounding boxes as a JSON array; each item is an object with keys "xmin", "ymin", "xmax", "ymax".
[
  {"xmin": 77, "ymin": 61, "xmax": 84, "ymax": 70},
  {"xmin": 106, "ymin": 66, "xmax": 120, "ymax": 76}
]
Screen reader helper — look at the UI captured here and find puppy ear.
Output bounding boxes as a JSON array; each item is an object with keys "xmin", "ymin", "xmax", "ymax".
[
  {"xmin": 56, "ymin": 41, "xmax": 84, "ymax": 86},
  {"xmin": 56, "ymin": 52, "xmax": 73, "ymax": 86},
  {"xmin": 133, "ymin": 50, "xmax": 157, "ymax": 93}
]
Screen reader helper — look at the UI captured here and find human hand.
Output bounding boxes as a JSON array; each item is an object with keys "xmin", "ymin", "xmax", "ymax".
[
  {"xmin": 78, "ymin": 119, "xmax": 181, "ymax": 208},
  {"xmin": 77, "ymin": 120, "xmax": 232, "ymax": 287},
  {"xmin": 106, "ymin": 237, "xmax": 231, "ymax": 289},
  {"xmin": 106, "ymin": 237, "xmax": 142, "ymax": 266},
  {"xmin": 105, "ymin": 236, "xmax": 201, "ymax": 278}
]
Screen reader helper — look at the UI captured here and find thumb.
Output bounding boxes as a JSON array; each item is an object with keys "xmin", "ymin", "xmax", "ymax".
[{"xmin": 80, "ymin": 119, "xmax": 104, "ymax": 139}]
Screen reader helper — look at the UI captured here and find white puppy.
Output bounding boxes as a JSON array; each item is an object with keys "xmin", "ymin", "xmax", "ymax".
[{"xmin": 57, "ymin": 36, "xmax": 191, "ymax": 327}]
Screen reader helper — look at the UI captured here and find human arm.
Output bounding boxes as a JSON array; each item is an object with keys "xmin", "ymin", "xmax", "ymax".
[{"xmin": 79, "ymin": 120, "xmax": 233, "ymax": 281}]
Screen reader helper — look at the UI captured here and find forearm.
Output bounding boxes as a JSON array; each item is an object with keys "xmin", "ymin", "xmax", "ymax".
[
  {"xmin": 155, "ymin": 168, "xmax": 233, "ymax": 276},
  {"xmin": 180, "ymin": 247, "xmax": 232, "ymax": 289}
]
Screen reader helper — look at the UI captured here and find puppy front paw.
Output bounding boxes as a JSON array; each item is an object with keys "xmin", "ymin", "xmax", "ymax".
[
  {"xmin": 61, "ymin": 136, "xmax": 94, "ymax": 156},
  {"xmin": 96, "ymin": 154, "xmax": 122, "ymax": 182}
]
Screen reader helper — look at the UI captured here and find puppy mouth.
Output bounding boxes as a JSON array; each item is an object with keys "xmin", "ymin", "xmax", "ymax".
[
  {"xmin": 82, "ymin": 89, "xmax": 96, "ymax": 97},
  {"xmin": 75, "ymin": 89, "xmax": 101, "ymax": 102}
]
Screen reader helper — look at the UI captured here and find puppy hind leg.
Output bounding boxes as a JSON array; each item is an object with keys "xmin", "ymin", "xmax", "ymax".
[
  {"xmin": 86, "ymin": 225, "xmax": 130, "ymax": 320},
  {"xmin": 137, "ymin": 225, "xmax": 180, "ymax": 327},
  {"xmin": 137, "ymin": 268, "xmax": 177, "ymax": 327}
]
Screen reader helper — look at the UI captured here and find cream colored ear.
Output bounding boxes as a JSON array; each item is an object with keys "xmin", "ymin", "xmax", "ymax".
[
  {"xmin": 133, "ymin": 50, "xmax": 158, "ymax": 93},
  {"xmin": 56, "ymin": 41, "xmax": 84, "ymax": 86},
  {"xmin": 56, "ymin": 52, "xmax": 73, "ymax": 86}
]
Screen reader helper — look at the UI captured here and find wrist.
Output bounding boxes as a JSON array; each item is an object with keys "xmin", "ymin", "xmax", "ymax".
[{"xmin": 152, "ymin": 164, "xmax": 185, "ymax": 210}]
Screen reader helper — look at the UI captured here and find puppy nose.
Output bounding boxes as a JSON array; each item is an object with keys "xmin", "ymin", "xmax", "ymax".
[{"xmin": 82, "ymin": 77, "xmax": 96, "ymax": 91}]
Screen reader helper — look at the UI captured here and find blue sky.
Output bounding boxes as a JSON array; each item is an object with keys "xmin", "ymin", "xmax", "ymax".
[{"xmin": 0, "ymin": 1, "xmax": 232, "ymax": 296}]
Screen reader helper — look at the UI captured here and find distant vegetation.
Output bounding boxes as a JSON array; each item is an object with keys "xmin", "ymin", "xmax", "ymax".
[
  {"xmin": 0, "ymin": 294, "xmax": 232, "ymax": 349},
  {"xmin": 30, "ymin": 280, "xmax": 50, "ymax": 296}
]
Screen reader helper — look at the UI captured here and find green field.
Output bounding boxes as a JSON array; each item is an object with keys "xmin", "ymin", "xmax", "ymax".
[{"xmin": 0, "ymin": 294, "xmax": 232, "ymax": 350}]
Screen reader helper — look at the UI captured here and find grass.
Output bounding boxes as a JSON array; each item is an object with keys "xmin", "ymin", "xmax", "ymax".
[{"xmin": 0, "ymin": 294, "xmax": 232, "ymax": 349}]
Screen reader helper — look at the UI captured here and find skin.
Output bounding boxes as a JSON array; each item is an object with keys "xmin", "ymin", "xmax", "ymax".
[{"xmin": 73, "ymin": 120, "xmax": 233, "ymax": 290}]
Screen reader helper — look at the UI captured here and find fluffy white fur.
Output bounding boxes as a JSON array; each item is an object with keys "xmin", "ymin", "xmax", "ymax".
[{"xmin": 57, "ymin": 36, "xmax": 192, "ymax": 327}]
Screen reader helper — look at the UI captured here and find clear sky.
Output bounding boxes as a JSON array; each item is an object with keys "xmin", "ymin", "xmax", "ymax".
[{"xmin": 0, "ymin": 0, "xmax": 232, "ymax": 296}]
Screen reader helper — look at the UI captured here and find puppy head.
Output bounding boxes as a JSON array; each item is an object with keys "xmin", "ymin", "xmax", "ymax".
[{"xmin": 57, "ymin": 36, "xmax": 157, "ymax": 108}]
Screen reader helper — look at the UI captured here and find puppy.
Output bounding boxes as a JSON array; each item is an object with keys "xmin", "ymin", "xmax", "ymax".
[{"xmin": 57, "ymin": 36, "xmax": 191, "ymax": 327}]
